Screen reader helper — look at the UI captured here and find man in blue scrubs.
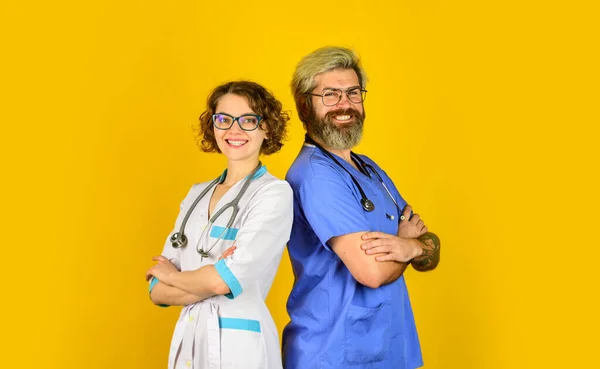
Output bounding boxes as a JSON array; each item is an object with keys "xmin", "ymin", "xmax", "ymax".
[{"xmin": 282, "ymin": 46, "xmax": 441, "ymax": 369}]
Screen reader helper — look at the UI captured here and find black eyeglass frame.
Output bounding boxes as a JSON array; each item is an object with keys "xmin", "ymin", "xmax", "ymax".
[{"xmin": 211, "ymin": 113, "xmax": 263, "ymax": 131}]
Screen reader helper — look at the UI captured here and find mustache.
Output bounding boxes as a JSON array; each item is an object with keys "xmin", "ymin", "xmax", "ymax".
[{"xmin": 325, "ymin": 108, "xmax": 363, "ymax": 119}]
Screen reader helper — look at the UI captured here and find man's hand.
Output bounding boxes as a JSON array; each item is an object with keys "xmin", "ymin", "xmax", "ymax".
[
  {"xmin": 146, "ymin": 255, "xmax": 179, "ymax": 284},
  {"xmin": 361, "ymin": 232, "xmax": 423, "ymax": 262},
  {"xmin": 397, "ymin": 205, "xmax": 428, "ymax": 239}
]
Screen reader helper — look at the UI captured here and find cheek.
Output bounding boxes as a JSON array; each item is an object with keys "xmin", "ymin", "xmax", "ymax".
[
  {"xmin": 253, "ymin": 134, "xmax": 267, "ymax": 146},
  {"xmin": 255, "ymin": 125, "xmax": 268, "ymax": 141},
  {"xmin": 213, "ymin": 128, "xmax": 224, "ymax": 140},
  {"xmin": 213, "ymin": 129, "xmax": 226, "ymax": 149},
  {"xmin": 313, "ymin": 104, "xmax": 327, "ymax": 118}
]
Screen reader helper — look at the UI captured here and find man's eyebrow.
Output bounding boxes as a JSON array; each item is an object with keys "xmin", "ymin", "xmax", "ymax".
[{"xmin": 320, "ymin": 85, "xmax": 361, "ymax": 91}]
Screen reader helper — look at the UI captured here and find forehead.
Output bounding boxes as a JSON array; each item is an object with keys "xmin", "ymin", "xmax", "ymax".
[
  {"xmin": 215, "ymin": 93, "xmax": 254, "ymax": 115},
  {"xmin": 313, "ymin": 68, "xmax": 360, "ymax": 91}
]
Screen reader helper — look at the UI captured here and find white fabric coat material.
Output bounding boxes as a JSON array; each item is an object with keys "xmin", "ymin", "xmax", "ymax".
[{"xmin": 160, "ymin": 168, "xmax": 293, "ymax": 369}]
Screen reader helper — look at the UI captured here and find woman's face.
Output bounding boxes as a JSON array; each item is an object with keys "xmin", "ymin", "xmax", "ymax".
[{"xmin": 213, "ymin": 93, "xmax": 267, "ymax": 163}]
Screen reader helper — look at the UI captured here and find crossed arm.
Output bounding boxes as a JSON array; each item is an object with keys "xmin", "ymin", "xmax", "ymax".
[
  {"xmin": 330, "ymin": 205, "xmax": 441, "ymax": 289},
  {"xmin": 145, "ymin": 247, "xmax": 235, "ymax": 306},
  {"xmin": 146, "ymin": 181, "xmax": 293, "ymax": 306}
]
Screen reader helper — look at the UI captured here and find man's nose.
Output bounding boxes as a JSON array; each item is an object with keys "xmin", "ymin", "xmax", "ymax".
[{"xmin": 335, "ymin": 93, "xmax": 352, "ymax": 108}]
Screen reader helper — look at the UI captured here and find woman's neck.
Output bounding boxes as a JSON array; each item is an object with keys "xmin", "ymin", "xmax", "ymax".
[{"xmin": 223, "ymin": 157, "xmax": 260, "ymax": 186}]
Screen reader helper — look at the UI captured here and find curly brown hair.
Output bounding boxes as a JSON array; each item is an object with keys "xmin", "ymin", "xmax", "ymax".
[{"xmin": 197, "ymin": 81, "xmax": 290, "ymax": 155}]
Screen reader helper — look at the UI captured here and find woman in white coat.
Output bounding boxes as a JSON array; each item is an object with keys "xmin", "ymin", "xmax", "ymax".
[{"xmin": 146, "ymin": 81, "xmax": 293, "ymax": 369}]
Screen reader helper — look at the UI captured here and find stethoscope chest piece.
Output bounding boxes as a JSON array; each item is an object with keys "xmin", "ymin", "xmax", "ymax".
[
  {"xmin": 170, "ymin": 232, "xmax": 188, "ymax": 248},
  {"xmin": 361, "ymin": 198, "xmax": 375, "ymax": 212}
]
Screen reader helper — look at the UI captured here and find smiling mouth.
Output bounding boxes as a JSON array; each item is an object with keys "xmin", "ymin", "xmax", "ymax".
[
  {"xmin": 334, "ymin": 115, "xmax": 352, "ymax": 121},
  {"xmin": 225, "ymin": 139, "xmax": 248, "ymax": 147}
]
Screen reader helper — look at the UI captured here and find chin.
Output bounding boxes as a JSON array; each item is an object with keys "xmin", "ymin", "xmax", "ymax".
[{"xmin": 227, "ymin": 151, "xmax": 261, "ymax": 163}]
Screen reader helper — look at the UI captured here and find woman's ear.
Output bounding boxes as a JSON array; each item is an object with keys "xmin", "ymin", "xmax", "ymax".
[{"xmin": 261, "ymin": 122, "xmax": 269, "ymax": 138}]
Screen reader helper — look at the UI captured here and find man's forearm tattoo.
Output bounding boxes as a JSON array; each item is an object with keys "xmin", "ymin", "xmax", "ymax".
[{"xmin": 413, "ymin": 232, "xmax": 441, "ymax": 271}]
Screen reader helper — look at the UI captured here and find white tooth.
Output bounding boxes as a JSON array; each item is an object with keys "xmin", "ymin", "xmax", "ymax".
[{"xmin": 227, "ymin": 140, "xmax": 246, "ymax": 146}]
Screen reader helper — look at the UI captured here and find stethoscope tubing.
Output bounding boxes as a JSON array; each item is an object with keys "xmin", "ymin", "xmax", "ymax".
[
  {"xmin": 170, "ymin": 162, "xmax": 262, "ymax": 257},
  {"xmin": 304, "ymin": 134, "xmax": 401, "ymax": 215}
]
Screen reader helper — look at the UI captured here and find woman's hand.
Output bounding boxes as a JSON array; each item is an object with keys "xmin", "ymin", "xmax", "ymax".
[
  {"xmin": 219, "ymin": 245, "xmax": 237, "ymax": 260},
  {"xmin": 146, "ymin": 255, "xmax": 179, "ymax": 284}
]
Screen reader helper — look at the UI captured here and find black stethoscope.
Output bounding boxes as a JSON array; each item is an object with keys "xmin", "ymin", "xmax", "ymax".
[
  {"xmin": 304, "ymin": 135, "xmax": 403, "ymax": 219},
  {"xmin": 170, "ymin": 162, "xmax": 262, "ymax": 257}
]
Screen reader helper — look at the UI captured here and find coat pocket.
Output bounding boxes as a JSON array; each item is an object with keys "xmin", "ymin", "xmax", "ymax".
[
  {"xmin": 220, "ymin": 318, "xmax": 266, "ymax": 369},
  {"xmin": 343, "ymin": 301, "xmax": 392, "ymax": 365}
]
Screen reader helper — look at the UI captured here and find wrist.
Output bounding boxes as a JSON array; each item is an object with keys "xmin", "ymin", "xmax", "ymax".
[
  {"xmin": 410, "ymin": 239, "xmax": 424, "ymax": 259},
  {"xmin": 163, "ymin": 270, "xmax": 179, "ymax": 286}
]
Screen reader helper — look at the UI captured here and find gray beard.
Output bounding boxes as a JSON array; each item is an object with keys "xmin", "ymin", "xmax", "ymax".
[{"xmin": 310, "ymin": 109, "xmax": 365, "ymax": 150}]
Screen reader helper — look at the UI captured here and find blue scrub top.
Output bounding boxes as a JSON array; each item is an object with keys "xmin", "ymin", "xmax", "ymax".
[{"xmin": 282, "ymin": 144, "xmax": 423, "ymax": 369}]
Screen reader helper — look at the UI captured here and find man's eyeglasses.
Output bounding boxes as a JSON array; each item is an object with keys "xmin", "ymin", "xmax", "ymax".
[
  {"xmin": 212, "ymin": 113, "xmax": 263, "ymax": 131},
  {"xmin": 307, "ymin": 87, "xmax": 367, "ymax": 107}
]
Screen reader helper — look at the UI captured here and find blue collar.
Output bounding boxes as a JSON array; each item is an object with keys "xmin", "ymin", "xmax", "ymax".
[{"xmin": 218, "ymin": 165, "xmax": 267, "ymax": 183}]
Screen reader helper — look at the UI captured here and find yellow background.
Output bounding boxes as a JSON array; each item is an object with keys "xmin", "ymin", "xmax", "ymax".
[{"xmin": 1, "ymin": 0, "xmax": 598, "ymax": 368}]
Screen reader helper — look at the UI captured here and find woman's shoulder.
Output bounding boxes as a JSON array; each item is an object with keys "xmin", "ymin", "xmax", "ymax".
[
  {"xmin": 256, "ymin": 171, "xmax": 292, "ymax": 192},
  {"xmin": 247, "ymin": 171, "xmax": 292, "ymax": 203}
]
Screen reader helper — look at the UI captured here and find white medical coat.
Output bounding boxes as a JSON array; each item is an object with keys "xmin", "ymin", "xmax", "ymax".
[{"xmin": 159, "ymin": 168, "xmax": 293, "ymax": 369}]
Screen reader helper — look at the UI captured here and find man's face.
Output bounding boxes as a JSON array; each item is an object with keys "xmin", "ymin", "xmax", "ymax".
[{"xmin": 308, "ymin": 68, "xmax": 366, "ymax": 150}]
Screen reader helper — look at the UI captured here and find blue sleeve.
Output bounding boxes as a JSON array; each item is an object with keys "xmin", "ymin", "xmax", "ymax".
[
  {"xmin": 148, "ymin": 277, "xmax": 169, "ymax": 308},
  {"xmin": 214, "ymin": 259, "xmax": 243, "ymax": 299},
  {"xmin": 298, "ymin": 176, "xmax": 372, "ymax": 250}
]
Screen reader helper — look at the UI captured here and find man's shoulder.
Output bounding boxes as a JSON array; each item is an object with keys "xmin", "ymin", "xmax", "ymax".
[{"xmin": 286, "ymin": 145, "xmax": 340, "ymax": 187}]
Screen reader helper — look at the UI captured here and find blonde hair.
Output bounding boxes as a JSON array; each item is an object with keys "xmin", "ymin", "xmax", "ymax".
[{"xmin": 291, "ymin": 46, "xmax": 368, "ymax": 125}]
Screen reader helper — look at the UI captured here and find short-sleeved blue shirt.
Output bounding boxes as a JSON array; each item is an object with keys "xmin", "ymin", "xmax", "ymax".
[{"xmin": 282, "ymin": 144, "xmax": 423, "ymax": 369}]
